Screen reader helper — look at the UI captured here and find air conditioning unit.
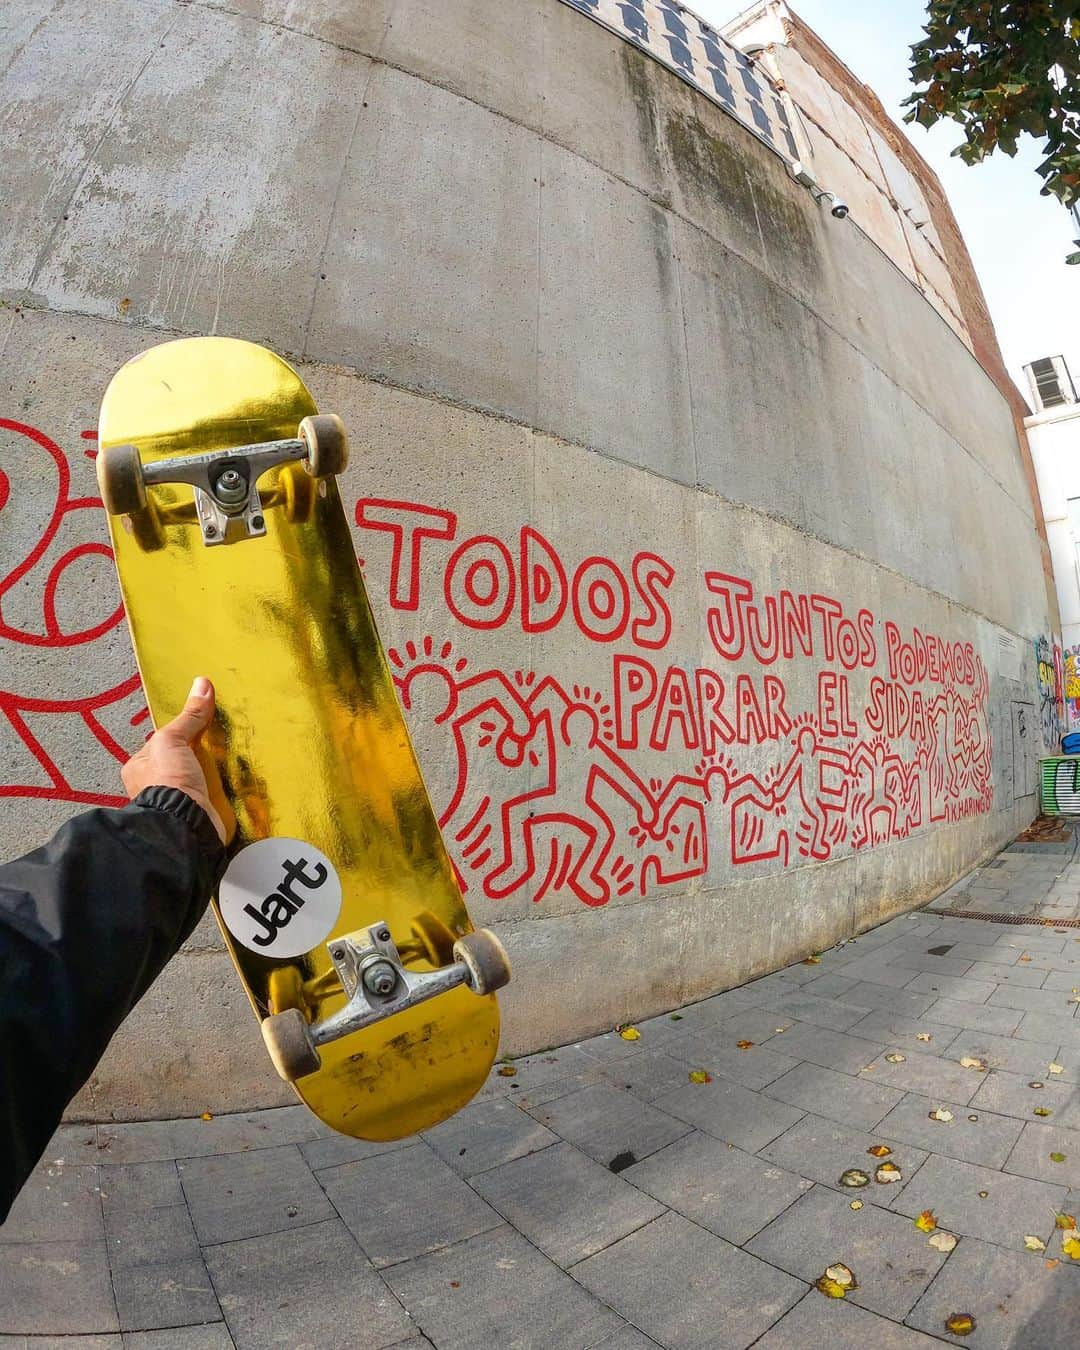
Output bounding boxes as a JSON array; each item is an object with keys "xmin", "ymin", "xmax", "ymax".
[
  {"xmin": 1024, "ymin": 356, "xmax": 1077, "ymax": 413},
  {"xmin": 1040, "ymin": 757, "xmax": 1080, "ymax": 816}
]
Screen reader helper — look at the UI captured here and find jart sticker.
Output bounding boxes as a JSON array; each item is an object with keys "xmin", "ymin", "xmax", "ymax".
[{"xmin": 218, "ymin": 837, "xmax": 342, "ymax": 959}]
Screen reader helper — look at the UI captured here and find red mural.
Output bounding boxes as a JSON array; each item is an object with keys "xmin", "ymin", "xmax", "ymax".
[{"xmin": 0, "ymin": 427, "xmax": 993, "ymax": 908}]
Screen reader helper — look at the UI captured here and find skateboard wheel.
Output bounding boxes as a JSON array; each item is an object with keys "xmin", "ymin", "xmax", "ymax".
[
  {"xmin": 97, "ymin": 444, "xmax": 147, "ymax": 516},
  {"xmin": 409, "ymin": 910, "xmax": 457, "ymax": 967},
  {"xmin": 453, "ymin": 929, "xmax": 511, "ymax": 996},
  {"xmin": 261, "ymin": 1009, "xmax": 321, "ymax": 1082},
  {"xmin": 298, "ymin": 414, "xmax": 349, "ymax": 478}
]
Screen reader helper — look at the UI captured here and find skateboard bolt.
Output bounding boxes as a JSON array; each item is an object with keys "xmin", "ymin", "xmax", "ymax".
[
  {"xmin": 214, "ymin": 467, "xmax": 247, "ymax": 505},
  {"xmin": 362, "ymin": 960, "xmax": 398, "ymax": 997}
]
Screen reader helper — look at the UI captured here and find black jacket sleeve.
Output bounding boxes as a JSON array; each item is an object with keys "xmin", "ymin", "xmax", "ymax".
[{"xmin": 0, "ymin": 787, "xmax": 227, "ymax": 1221}]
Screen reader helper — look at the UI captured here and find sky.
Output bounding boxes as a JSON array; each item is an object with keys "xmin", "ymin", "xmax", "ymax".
[{"xmin": 693, "ymin": 0, "xmax": 1080, "ymax": 403}]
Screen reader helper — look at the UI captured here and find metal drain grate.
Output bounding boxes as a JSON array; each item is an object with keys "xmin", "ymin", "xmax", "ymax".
[{"xmin": 940, "ymin": 909, "xmax": 1080, "ymax": 929}]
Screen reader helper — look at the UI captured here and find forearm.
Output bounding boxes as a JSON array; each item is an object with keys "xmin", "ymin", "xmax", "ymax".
[{"xmin": 0, "ymin": 788, "xmax": 226, "ymax": 1219}]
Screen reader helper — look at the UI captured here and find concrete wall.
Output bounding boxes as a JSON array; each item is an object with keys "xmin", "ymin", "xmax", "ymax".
[{"xmin": 0, "ymin": 0, "xmax": 1053, "ymax": 1120}]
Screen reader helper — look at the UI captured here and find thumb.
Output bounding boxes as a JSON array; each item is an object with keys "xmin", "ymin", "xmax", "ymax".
[{"xmin": 166, "ymin": 676, "xmax": 216, "ymax": 742}]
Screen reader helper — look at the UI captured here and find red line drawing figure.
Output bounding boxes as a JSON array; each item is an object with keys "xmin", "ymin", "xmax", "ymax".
[{"xmin": 0, "ymin": 420, "xmax": 143, "ymax": 808}]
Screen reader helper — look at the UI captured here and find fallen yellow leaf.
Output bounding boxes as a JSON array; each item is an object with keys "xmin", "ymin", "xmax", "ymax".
[
  {"xmin": 1024, "ymin": 1235, "xmax": 1046, "ymax": 1252},
  {"xmin": 875, "ymin": 1162, "xmax": 902, "ymax": 1184},
  {"xmin": 838, "ymin": 1168, "xmax": 870, "ymax": 1188},
  {"xmin": 736, "ymin": 1040, "xmax": 754, "ymax": 1049},
  {"xmin": 916, "ymin": 1033, "xmax": 932, "ymax": 1042},
  {"xmin": 774, "ymin": 1026, "xmax": 787, "ymax": 1033},
  {"xmin": 803, "ymin": 954, "xmax": 822, "ymax": 965},
  {"xmin": 928, "ymin": 1108, "xmax": 954, "ymax": 1122},
  {"xmin": 929, "ymin": 1231, "xmax": 958, "ymax": 1253},
  {"xmin": 1063, "ymin": 1232, "xmax": 1080, "ymax": 1261},
  {"xmin": 885, "ymin": 1053, "xmax": 906, "ymax": 1064},
  {"xmin": 867, "ymin": 1144, "xmax": 892, "ymax": 1158},
  {"xmin": 816, "ymin": 1263, "xmax": 857, "ymax": 1298},
  {"xmin": 959, "ymin": 1057, "xmax": 987, "ymax": 1071},
  {"xmin": 914, "ymin": 1209, "xmax": 937, "ymax": 1232},
  {"xmin": 1055, "ymin": 1212, "xmax": 1077, "ymax": 1229},
  {"xmin": 977, "ymin": 1190, "xmax": 989, "ymax": 1198},
  {"xmin": 1034, "ymin": 1108, "xmax": 1052, "ymax": 1117},
  {"xmin": 200, "ymin": 1112, "xmax": 213, "ymax": 1122},
  {"xmin": 849, "ymin": 1199, "xmax": 863, "ymax": 1210},
  {"xmin": 1029, "ymin": 1081, "xmax": 1045, "ymax": 1089},
  {"xmin": 496, "ymin": 1066, "xmax": 517, "ymax": 1077},
  {"xmin": 945, "ymin": 1313, "xmax": 976, "ymax": 1336},
  {"xmin": 1019, "ymin": 955, "xmax": 1032, "ymax": 962},
  {"xmin": 688, "ymin": 1069, "xmax": 712, "ymax": 1084},
  {"xmin": 618, "ymin": 1027, "xmax": 641, "ymax": 1041},
  {"xmin": 1048, "ymin": 1062, "xmax": 1064, "ymax": 1075}
]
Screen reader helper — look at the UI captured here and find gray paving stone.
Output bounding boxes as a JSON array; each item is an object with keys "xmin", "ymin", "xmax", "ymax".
[
  {"xmin": 922, "ymin": 997, "xmax": 1023, "ymax": 1036},
  {"xmin": 968, "ymin": 1068, "xmax": 1080, "ymax": 1126},
  {"xmin": 989, "ymin": 984, "xmax": 1079, "ymax": 1015},
  {"xmin": 382, "ymin": 1224, "xmax": 623, "ymax": 1349},
  {"xmin": 297, "ymin": 1132, "xmax": 415, "ymax": 1172},
  {"xmin": 757, "ymin": 1113, "xmax": 929, "ymax": 1206},
  {"xmin": 1004, "ymin": 1119, "xmax": 1080, "ymax": 1187},
  {"xmin": 422, "ymin": 1098, "xmax": 557, "ymax": 1177},
  {"xmin": 755, "ymin": 1292, "xmax": 942, "ymax": 1348},
  {"xmin": 755, "ymin": 991, "xmax": 872, "ymax": 1032},
  {"xmin": 586, "ymin": 1328, "xmax": 663, "ymax": 1350},
  {"xmin": 0, "ymin": 1165, "xmax": 103, "ymax": 1244},
  {"xmin": 837, "ymin": 984, "xmax": 937, "ymax": 1016},
  {"xmin": 18, "ymin": 1336, "xmax": 123, "ymax": 1349},
  {"xmin": 903, "ymin": 972, "xmax": 997, "ymax": 1002},
  {"xmin": 574, "ymin": 1030, "xmax": 653, "ymax": 1063},
  {"xmin": 525, "ymin": 1082, "xmax": 691, "ymax": 1167},
  {"xmin": 711, "ymin": 1007, "xmax": 798, "ymax": 1044},
  {"xmin": 623, "ymin": 1131, "xmax": 813, "ymax": 1244},
  {"xmin": 318, "ymin": 1142, "xmax": 500, "ymax": 1267},
  {"xmin": 888, "ymin": 951, "xmax": 976, "ymax": 977},
  {"xmin": 96, "ymin": 1108, "xmax": 321, "ymax": 1165},
  {"xmin": 471, "ymin": 1140, "xmax": 665, "ymax": 1267},
  {"xmin": 652, "ymin": 1076, "xmax": 804, "ymax": 1152},
  {"xmin": 943, "ymin": 1029, "xmax": 1063, "ymax": 1077},
  {"xmin": 0, "ymin": 1241, "xmax": 118, "ymax": 1335},
  {"xmin": 874, "ymin": 1093, "xmax": 1023, "ymax": 1168},
  {"xmin": 477, "ymin": 1045, "xmax": 604, "ymax": 1106},
  {"xmin": 889, "ymin": 1152, "xmax": 1066, "ymax": 1251},
  {"xmin": 571, "ymin": 1212, "xmax": 806, "ymax": 1350},
  {"xmin": 966, "ymin": 959, "xmax": 1048, "ymax": 986},
  {"xmin": 826, "ymin": 958, "xmax": 922, "ymax": 989},
  {"xmin": 112, "ymin": 1257, "xmax": 220, "ymax": 1333},
  {"xmin": 123, "ymin": 1331, "xmax": 234, "ymax": 1350},
  {"xmin": 857, "ymin": 1048, "xmax": 985, "ymax": 1103},
  {"xmin": 765, "ymin": 1062, "xmax": 904, "ymax": 1130},
  {"xmin": 104, "ymin": 1204, "xmax": 199, "ymax": 1268},
  {"xmin": 204, "ymin": 1218, "xmax": 413, "ymax": 1350},
  {"xmin": 179, "ymin": 1145, "xmax": 333, "ymax": 1246},
  {"xmin": 943, "ymin": 943, "xmax": 1021, "ymax": 964},
  {"xmin": 1014, "ymin": 1010, "xmax": 1080, "ymax": 1046},
  {"xmin": 905, "ymin": 1237, "xmax": 1080, "ymax": 1347},
  {"xmin": 747, "ymin": 1020, "xmax": 883, "ymax": 1075},
  {"xmin": 798, "ymin": 973, "xmax": 867, "ymax": 1000},
  {"xmin": 745, "ymin": 1185, "xmax": 950, "ymax": 1320},
  {"xmin": 99, "ymin": 1162, "xmax": 184, "ymax": 1213},
  {"xmin": 1042, "ymin": 968, "xmax": 1080, "ymax": 990},
  {"xmin": 598, "ymin": 1049, "xmax": 705, "ymax": 1101},
  {"xmin": 848, "ymin": 1008, "xmax": 948, "ymax": 1054},
  {"xmin": 665, "ymin": 1035, "xmax": 800, "ymax": 1091}
]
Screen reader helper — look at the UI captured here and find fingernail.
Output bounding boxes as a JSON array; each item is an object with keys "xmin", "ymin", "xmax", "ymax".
[{"xmin": 190, "ymin": 676, "xmax": 211, "ymax": 698}]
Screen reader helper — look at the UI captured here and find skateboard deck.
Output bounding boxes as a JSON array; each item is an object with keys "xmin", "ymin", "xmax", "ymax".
[{"xmin": 97, "ymin": 336, "xmax": 503, "ymax": 1139}]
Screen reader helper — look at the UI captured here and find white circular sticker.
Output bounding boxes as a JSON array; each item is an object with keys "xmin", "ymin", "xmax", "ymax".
[{"xmin": 219, "ymin": 837, "xmax": 342, "ymax": 959}]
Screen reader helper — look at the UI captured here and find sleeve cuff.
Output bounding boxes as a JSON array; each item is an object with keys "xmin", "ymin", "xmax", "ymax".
[{"xmin": 130, "ymin": 786, "xmax": 227, "ymax": 878}]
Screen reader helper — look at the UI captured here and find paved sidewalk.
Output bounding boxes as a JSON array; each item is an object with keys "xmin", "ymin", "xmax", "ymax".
[{"xmin": 4, "ymin": 851, "xmax": 1080, "ymax": 1347}]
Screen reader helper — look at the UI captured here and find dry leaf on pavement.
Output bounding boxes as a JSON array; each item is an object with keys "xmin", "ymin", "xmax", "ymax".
[
  {"xmin": 688, "ymin": 1069, "xmax": 712, "ymax": 1084},
  {"xmin": 496, "ymin": 1066, "xmax": 517, "ymax": 1077},
  {"xmin": 736, "ymin": 1040, "xmax": 754, "ymax": 1049},
  {"xmin": 1048, "ymin": 1063, "xmax": 1064, "ymax": 1075},
  {"xmin": 838, "ymin": 1168, "xmax": 870, "ymax": 1188},
  {"xmin": 1034, "ymin": 1108, "xmax": 1052, "ymax": 1117},
  {"xmin": 1050, "ymin": 1152, "xmax": 1067, "ymax": 1163},
  {"xmin": 929, "ymin": 1231, "xmax": 958, "ymax": 1253},
  {"xmin": 1055, "ymin": 1212, "xmax": 1077, "ymax": 1229},
  {"xmin": 803, "ymin": 954, "xmax": 822, "ymax": 964},
  {"xmin": 959, "ymin": 1057, "xmax": 987, "ymax": 1071},
  {"xmin": 867, "ymin": 1145, "xmax": 892, "ymax": 1158},
  {"xmin": 618, "ymin": 1027, "xmax": 641, "ymax": 1041},
  {"xmin": 875, "ymin": 1162, "xmax": 902, "ymax": 1184},
  {"xmin": 816, "ymin": 1263, "xmax": 857, "ymax": 1298},
  {"xmin": 928, "ymin": 1108, "xmax": 954, "ymax": 1122},
  {"xmin": 945, "ymin": 1313, "xmax": 976, "ymax": 1336},
  {"xmin": 885, "ymin": 1053, "xmax": 906, "ymax": 1064},
  {"xmin": 916, "ymin": 1032, "xmax": 932, "ymax": 1042},
  {"xmin": 914, "ymin": 1210, "xmax": 937, "ymax": 1232},
  {"xmin": 849, "ymin": 1199, "xmax": 863, "ymax": 1210},
  {"xmin": 1024, "ymin": 1235, "xmax": 1047, "ymax": 1252},
  {"xmin": 1062, "ymin": 1231, "xmax": 1080, "ymax": 1261}
]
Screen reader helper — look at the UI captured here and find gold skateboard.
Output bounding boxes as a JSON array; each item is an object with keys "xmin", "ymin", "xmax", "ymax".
[{"xmin": 97, "ymin": 337, "xmax": 509, "ymax": 1139}]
